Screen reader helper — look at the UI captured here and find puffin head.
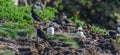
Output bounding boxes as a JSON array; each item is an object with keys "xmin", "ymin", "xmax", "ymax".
[
  {"xmin": 34, "ymin": 25, "xmax": 43, "ymax": 30},
  {"xmin": 49, "ymin": 24, "xmax": 54, "ymax": 27}
]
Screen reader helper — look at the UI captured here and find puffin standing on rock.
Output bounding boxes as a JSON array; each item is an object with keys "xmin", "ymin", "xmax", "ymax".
[
  {"xmin": 34, "ymin": 25, "xmax": 47, "ymax": 41},
  {"xmin": 76, "ymin": 26, "xmax": 86, "ymax": 40},
  {"xmin": 108, "ymin": 30, "xmax": 117, "ymax": 39},
  {"xmin": 34, "ymin": 25, "xmax": 50, "ymax": 46},
  {"xmin": 76, "ymin": 25, "xmax": 86, "ymax": 48}
]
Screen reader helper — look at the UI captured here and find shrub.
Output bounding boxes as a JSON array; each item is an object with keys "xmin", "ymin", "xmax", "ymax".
[
  {"xmin": 0, "ymin": 0, "xmax": 32, "ymax": 23},
  {"xmin": 38, "ymin": 7, "xmax": 58, "ymax": 22}
]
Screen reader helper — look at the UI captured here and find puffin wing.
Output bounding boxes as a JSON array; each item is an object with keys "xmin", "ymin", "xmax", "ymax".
[{"xmin": 37, "ymin": 29, "xmax": 47, "ymax": 40}]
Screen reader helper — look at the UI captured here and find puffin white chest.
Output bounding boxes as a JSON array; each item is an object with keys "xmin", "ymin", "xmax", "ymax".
[
  {"xmin": 76, "ymin": 31, "xmax": 86, "ymax": 38},
  {"xmin": 117, "ymin": 27, "xmax": 120, "ymax": 33},
  {"xmin": 47, "ymin": 27, "xmax": 55, "ymax": 35},
  {"xmin": 35, "ymin": 4, "xmax": 42, "ymax": 12}
]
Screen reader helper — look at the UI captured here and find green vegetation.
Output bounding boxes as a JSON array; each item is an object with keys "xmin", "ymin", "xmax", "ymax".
[
  {"xmin": 0, "ymin": 0, "xmax": 31, "ymax": 23},
  {"xmin": 0, "ymin": 0, "xmax": 57, "ymax": 39},
  {"xmin": 38, "ymin": 7, "xmax": 58, "ymax": 22},
  {"xmin": 61, "ymin": 33, "xmax": 81, "ymax": 48},
  {"xmin": 1, "ymin": 0, "xmax": 120, "ymax": 49},
  {"xmin": 116, "ymin": 38, "xmax": 120, "ymax": 44},
  {"xmin": 58, "ymin": 0, "xmax": 120, "ymax": 29},
  {"xmin": 70, "ymin": 16, "xmax": 85, "ymax": 26},
  {"xmin": 91, "ymin": 25, "xmax": 108, "ymax": 34},
  {"xmin": 0, "ymin": 0, "xmax": 110, "ymax": 38},
  {"xmin": 0, "ymin": 28, "xmax": 17, "ymax": 39},
  {"xmin": 0, "ymin": 0, "xmax": 33, "ymax": 39},
  {"xmin": 0, "ymin": 22, "xmax": 35, "ymax": 39},
  {"xmin": 0, "ymin": 50, "xmax": 14, "ymax": 55}
]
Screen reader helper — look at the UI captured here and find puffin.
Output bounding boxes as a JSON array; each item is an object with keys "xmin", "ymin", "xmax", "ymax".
[
  {"xmin": 76, "ymin": 26, "xmax": 86, "ymax": 41},
  {"xmin": 35, "ymin": 25, "xmax": 47, "ymax": 41},
  {"xmin": 51, "ymin": 19, "xmax": 60, "ymax": 28},
  {"xmin": 30, "ymin": 5, "xmax": 41, "ymax": 23},
  {"xmin": 60, "ymin": 13, "xmax": 70, "ymax": 26},
  {"xmin": 34, "ymin": 25, "xmax": 50, "ymax": 47},
  {"xmin": 108, "ymin": 30, "xmax": 117, "ymax": 39},
  {"xmin": 76, "ymin": 30, "xmax": 86, "ymax": 39},
  {"xmin": 76, "ymin": 24, "xmax": 83, "ymax": 30},
  {"xmin": 47, "ymin": 24, "xmax": 55, "ymax": 36}
]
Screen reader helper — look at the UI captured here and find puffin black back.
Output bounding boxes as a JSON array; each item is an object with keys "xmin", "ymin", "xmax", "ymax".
[{"xmin": 36, "ymin": 28, "xmax": 47, "ymax": 40}]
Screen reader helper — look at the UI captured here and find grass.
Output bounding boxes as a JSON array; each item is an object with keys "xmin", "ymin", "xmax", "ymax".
[
  {"xmin": 0, "ymin": 0, "xmax": 58, "ymax": 39},
  {"xmin": 61, "ymin": 33, "xmax": 79, "ymax": 48},
  {"xmin": 0, "ymin": 0, "xmax": 57, "ymax": 23},
  {"xmin": 70, "ymin": 16, "xmax": 85, "ymax": 26},
  {"xmin": 0, "ymin": 28, "xmax": 17, "ymax": 39},
  {"xmin": 47, "ymin": 35, "xmax": 59, "ymax": 40},
  {"xmin": 116, "ymin": 38, "xmax": 120, "ymax": 44},
  {"xmin": 48, "ymin": 33, "xmax": 79, "ymax": 48},
  {"xmin": 0, "ymin": 22, "xmax": 35, "ymax": 39},
  {"xmin": 91, "ymin": 25, "xmax": 108, "ymax": 34},
  {"xmin": 0, "ymin": 50, "xmax": 14, "ymax": 55}
]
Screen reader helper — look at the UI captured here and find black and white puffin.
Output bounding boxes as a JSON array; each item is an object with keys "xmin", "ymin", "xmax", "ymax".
[
  {"xmin": 35, "ymin": 25, "xmax": 47, "ymax": 41},
  {"xmin": 108, "ymin": 30, "xmax": 117, "ymax": 39},
  {"xmin": 35, "ymin": 25, "xmax": 51, "ymax": 47},
  {"xmin": 76, "ymin": 26, "xmax": 86, "ymax": 41},
  {"xmin": 30, "ymin": 5, "xmax": 41, "ymax": 22},
  {"xmin": 60, "ymin": 13, "xmax": 70, "ymax": 26}
]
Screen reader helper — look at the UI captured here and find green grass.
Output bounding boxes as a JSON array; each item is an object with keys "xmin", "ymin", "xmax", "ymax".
[
  {"xmin": 116, "ymin": 38, "xmax": 120, "ymax": 44},
  {"xmin": 61, "ymin": 33, "xmax": 79, "ymax": 48},
  {"xmin": 0, "ymin": 1, "xmax": 32, "ymax": 23},
  {"xmin": 0, "ymin": 28, "xmax": 17, "ymax": 39},
  {"xmin": 0, "ymin": 50, "xmax": 14, "ymax": 55},
  {"xmin": 0, "ymin": 22, "xmax": 35, "ymax": 39},
  {"xmin": 0, "ymin": 0, "xmax": 58, "ymax": 39},
  {"xmin": 91, "ymin": 25, "xmax": 108, "ymax": 34},
  {"xmin": 48, "ymin": 34, "xmax": 79, "ymax": 48},
  {"xmin": 70, "ymin": 16, "xmax": 85, "ymax": 26},
  {"xmin": 0, "ymin": 0, "xmax": 57, "ymax": 23},
  {"xmin": 47, "ymin": 35, "xmax": 59, "ymax": 40}
]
